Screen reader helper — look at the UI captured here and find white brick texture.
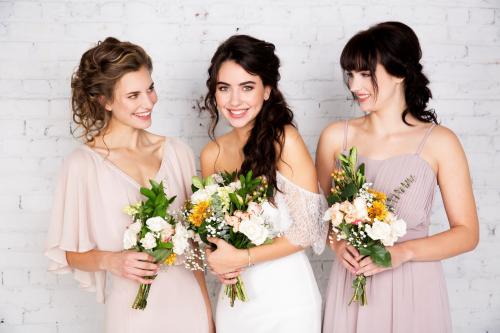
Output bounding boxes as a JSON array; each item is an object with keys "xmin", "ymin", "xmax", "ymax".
[{"xmin": 0, "ymin": 0, "xmax": 498, "ymax": 332}]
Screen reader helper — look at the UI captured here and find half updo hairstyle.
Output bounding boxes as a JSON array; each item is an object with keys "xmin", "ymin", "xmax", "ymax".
[{"xmin": 204, "ymin": 35, "xmax": 295, "ymax": 192}]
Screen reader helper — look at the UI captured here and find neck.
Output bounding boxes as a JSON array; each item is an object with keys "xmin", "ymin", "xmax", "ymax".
[
  {"xmin": 97, "ymin": 118, "xmax": 147, "ymax": 150},
  {"xmin": 232, "ymin": 123, "xmax": 253, "ymax": 148},
  {"xmin": 365, "ymin": 95, "xmax": 412, "ymax": 135}
]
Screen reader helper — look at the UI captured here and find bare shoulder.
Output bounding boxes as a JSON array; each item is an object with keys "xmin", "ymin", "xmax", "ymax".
[
  {"xmin": 428, "ymin": 125, "xmax": 464, "ymax": 156},
  {"xmin": 318, "ymin": 120, "xmax": 348, "ymax": 153},
  {"xmin": 200, "ymin": 139, "xmax": 221, "ymax": 175}
]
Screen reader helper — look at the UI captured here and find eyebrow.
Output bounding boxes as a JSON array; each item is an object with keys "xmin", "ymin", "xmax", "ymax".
[
  {"xmin": 216, "ymin": 81, "xmax": 256, "ymax": 86},
  {"xmin": 126, "ymin": 82, "xmax": 154, "ymax": 95}
]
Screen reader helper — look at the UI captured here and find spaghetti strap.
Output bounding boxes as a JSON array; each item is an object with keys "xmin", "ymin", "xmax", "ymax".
[
  {"xmin": 342, "ymin": 120, "xmax": 349, "ymax": 151},
  {"xmin": 416, "ymin": 124, "xmax": 436, "ymax": 155}
]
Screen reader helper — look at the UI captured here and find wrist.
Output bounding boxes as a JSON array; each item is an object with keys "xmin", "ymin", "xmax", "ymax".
[
  {"xmin": 397, "ymin": 243, "xmax": 414, "ymax": 263},
  {"xmin": 98, "ymin": 251, "xmax": 113, "ymax": 271},
  {"xmin": 236, "ymin": 249, "xmax": 249, "ymax": 269}
]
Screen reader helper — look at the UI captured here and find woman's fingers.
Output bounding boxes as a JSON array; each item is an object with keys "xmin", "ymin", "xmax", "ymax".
[
  {"xmin": 342, "ymin": 252, "xmax": 360, "ymax": 270},
  {"xmin": 346, "ymin": 245, "xmax": 361, "ymax": 260},
  {"xmin": 222, "ymin": 271, "xmax": 240, "ymax": 279}
]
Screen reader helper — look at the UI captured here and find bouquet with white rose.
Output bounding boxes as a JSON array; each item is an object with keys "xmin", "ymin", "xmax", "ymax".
[
  {"xmin": 182, "ymin": 170, "xmax": 275, "ymax": 306},
  {"xmin": 324, "ymin": 148, "xmax": 409, "ymax": 306},
  {"xmin": 123, "ymin": 180, "xmax": 191, "ymax": 310}
]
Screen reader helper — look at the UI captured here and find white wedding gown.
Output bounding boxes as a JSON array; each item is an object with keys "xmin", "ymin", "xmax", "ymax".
[{"xmin": 216, "ymin": 172, "xmax": 328, "ymax": 333}]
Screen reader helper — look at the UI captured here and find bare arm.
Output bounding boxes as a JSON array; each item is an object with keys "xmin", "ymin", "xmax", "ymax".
[
  {"xmin": 315, "ymin": 122, "xmax": 361, "ymax": 273},
  {"xmin": 66, "ymin": 249, "xmax": 158, "ymax": 284},
  {"xmin": 357, "ymin": 127, "xmax": 479, "ymax": 276},
  {"xmin": 398, "ymin": 127, "xmax": 479, "ymax": 261}
]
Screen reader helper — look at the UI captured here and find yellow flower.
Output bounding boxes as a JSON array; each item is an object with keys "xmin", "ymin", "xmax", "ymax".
[
  {"xmin": 368, "ymin": 189, "xmax": 387, "ymax": 202},
  {"xmin": 164, "ymin": 253, "xmax": 176, "ymax": 265},
  {"xmin": 188, "ymin": 200, "xmax": 210, "ymax": 227},
  {"xmin": 368, "ymin": 200, "xmax": 388, "ymax": 221}
]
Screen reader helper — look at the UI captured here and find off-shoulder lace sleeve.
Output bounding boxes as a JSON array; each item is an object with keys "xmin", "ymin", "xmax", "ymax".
[{"xmin": 275, "ymin": 172, "xmax": 329, "ymax": 254}]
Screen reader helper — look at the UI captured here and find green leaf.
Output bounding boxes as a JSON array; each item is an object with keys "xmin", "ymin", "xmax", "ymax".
[
  {"xmin": 149, "ymin": 179, "xmax": 160, "ymax": 189},
  {"xmin": 204, "ymin": 175, "xmax": 215, "ymax": 186},
  {"xmin": 192, "ymin": 176, "xmax": 204, "ymax": 189},
  {"xmin": 341, "ymin": 182, "xmax": 357, "ymax": 199},
  {"xmin": 369, "ymin": 244, "xmax": 392, "ymax": 267},
  {"xmin": 140, "ymin": 188, "xmax": 156, "ymax": 200},
  {"xmin": 149, "ymin": 248, "xmax": 170, "ymax": 263}
]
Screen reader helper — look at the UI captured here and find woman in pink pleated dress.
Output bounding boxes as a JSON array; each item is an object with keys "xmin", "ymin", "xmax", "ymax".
[
  {"xmin": 45, "ymin": 37, "xmax": 213, "ymax": 333},
  {"xmin": 317, "ymin": 22, "xmax": 479, "ymax": 333}
]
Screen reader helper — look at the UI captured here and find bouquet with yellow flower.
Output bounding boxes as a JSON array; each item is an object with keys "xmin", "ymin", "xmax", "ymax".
[
  {"xmin": 323, "ymin": 148, "xmax": 408, "ymax": 305},
  {"xmin": 123, "ymin": 180, "xmax": 191, "ymax": 310},
  {"xmin": 182, "ymin": 171, "xmax": 275, "ymax": 306}
]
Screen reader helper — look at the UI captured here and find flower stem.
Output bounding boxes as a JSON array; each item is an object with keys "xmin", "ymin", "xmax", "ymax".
[{"xmin": 224, "ymin": 276, "xmax": 248, "ymax": 307}]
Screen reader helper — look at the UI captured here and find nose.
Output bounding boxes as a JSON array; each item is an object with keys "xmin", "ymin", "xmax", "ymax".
[
  {"xmin": 349, "ymin": 75, "xmax": 362, "ymax": 93},
  {"xmin": 142, "ymin": 91, "xmax": 157, "ymax": 109},
  {"xmin": 228, "ymin": 89, "xmax": 241, "ymax": 107}
]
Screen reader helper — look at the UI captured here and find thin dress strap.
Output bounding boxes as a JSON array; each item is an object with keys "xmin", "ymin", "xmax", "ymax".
[
  {"xmin": 416, "ymin": 124, "xmax": 436, "ymax": 155},
  {"xmin": 342, "ymin": 120, "xmax": 349, "ymax": 151}
]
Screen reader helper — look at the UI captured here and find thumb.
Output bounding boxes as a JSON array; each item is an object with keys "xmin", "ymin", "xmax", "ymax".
[{"xmin": 207, "ymin": 237, "xmax": 221, "ymax": 246}]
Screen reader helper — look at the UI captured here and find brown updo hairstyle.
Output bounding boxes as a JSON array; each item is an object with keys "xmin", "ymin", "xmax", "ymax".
[{"xmin": 71, "ymin": 37, "xmax": 153, "ymax": 142}]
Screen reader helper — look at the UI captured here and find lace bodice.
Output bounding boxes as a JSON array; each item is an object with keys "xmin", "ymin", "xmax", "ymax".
[{"xmin": 272, "ymin": 172, "xmax": 329, "ymax": 254}]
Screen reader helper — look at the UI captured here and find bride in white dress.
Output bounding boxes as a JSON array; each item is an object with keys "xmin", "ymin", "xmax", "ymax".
[{"xmin": 199, "ymin": 34, "xmax": 328, "ymax": 333}]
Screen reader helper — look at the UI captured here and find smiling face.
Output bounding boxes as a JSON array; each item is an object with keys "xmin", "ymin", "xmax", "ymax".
[
  {"xmin": 215, "ymin": 60, "xmax": 271, "ymax": 129},
  {"xmin": 104, "ymin": 66, "xmax": 158, "ymax": 129},
  {"xmin": 346, "ymin": 63, "xmax": 404, "ymax": 113}
]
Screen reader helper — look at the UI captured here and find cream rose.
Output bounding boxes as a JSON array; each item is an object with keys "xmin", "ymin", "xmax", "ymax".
[
  {"xmin": 140, "ymin": 232, "xmax": 157, "ymax": 250},
  {"xmin": 239, "ymin": 217, "xmax": 269, "ymax": 245},
  {"xmin": 146, "ymin": 216, "xmax": 168, "ymax": 233}
]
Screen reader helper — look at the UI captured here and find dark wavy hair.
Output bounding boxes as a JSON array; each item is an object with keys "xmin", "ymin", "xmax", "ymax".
[
  {"xmin": 71, "ymin": 37, "xmax": 153, "ymax": 142},
  {"xmin": 340, "ymin": 21, "xmax": 438, "ymax": 125},
  {"xmin": 204, "ymin": 34, "xmax": 295, "ymax": 192}
]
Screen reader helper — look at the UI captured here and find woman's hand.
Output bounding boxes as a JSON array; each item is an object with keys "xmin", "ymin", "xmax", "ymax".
[
  {"xmin": 355, "ymin": 243, "xmax": 412, "ymax": 276},
  {"xmin": 102, "ymin": 251, "xmax": 159, "ymax": 284},
  {"xmin": 215, "ymin": 270, "xmax": 243, "ymax": 285},
  {"xmin": 329, "ymin": 235, "xmax": 361, "ymax": 274},
  {"xmin": 205, "ymin": 237, "xmax": 246, "ymax": 275}
]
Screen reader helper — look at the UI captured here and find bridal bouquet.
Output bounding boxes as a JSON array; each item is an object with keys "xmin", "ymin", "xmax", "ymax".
[
  {"xmin": 123, "ymin": 180, "xmax": 191, "ymax": 310},
  {"xmin": 182, "ymin": 171, "xmax": 275, "ymax": 306},
  {"xmin": 323, "ymin": 148, "xmax": 408, "ymax": 306}
]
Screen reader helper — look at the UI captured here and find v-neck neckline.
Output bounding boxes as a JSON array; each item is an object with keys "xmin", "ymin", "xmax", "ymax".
[{"xmin": 82, "ymin": 138, "xmax": 168, "ymax": 189}]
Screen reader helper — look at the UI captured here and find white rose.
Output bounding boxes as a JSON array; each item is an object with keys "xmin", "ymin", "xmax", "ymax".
[
  {"xmin": 364, "ymin": 221, "xmax": 392, "ymax": 242},
  {"xmin": 239, "ymin": 218, "xmax": 269, "ymax": 246},
  {"xmin": 191, "ymin": 189, "xmax": 210, "ymax": 204},
  {"xmin": 261, "ymin": 201, "xmax": 278, "ymax": 221},
  {"xmin": 128, "ymin": 221, "xmax": 142, "ymax": 234},
  {"xmin": 146, "ymin": 216, "xmax": 168, "ymax": 233},
  {"xmin": 123, "ymin": 229, "xmax": 138, "ymax": 249},
  {"xmin": 381, "ymin": 235, "xmax": 398, "ymax": 247},
  {"xmin": 353, "ymin": 197, "xmax": 368, "ymax": 221},
  {"xmin": 229, "ymin": 180, "xmax": 241, "ymax": 191},
  {"xmin": 205, "ymin": 184, "xmax": 220, "ymax": 196},
  {"xmin": 391, "ymin": 219, "xmax": 407, "ymax": 238},
  {"xmin": 172, "ymin": 223, "xmax": 190, "ymax": 255},
  {"xmin": 140, "ymin": 232, "xmax": 157, "ymax": 250}
]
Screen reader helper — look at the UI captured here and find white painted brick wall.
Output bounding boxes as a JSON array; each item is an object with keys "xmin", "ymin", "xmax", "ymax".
[{"xmin": 0, "ymin": 1, "xmax": 498, "ymax": 332}]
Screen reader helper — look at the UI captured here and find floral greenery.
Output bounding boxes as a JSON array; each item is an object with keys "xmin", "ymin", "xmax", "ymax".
[
  {"xmin": 183, "ymin": 170, "xmax": 274, "ymax": 307},
  {"xmin": 123, "ymin": 180, "xmax": 189, "ymax": 310},
  {"xmin": 325, "ymin": 147, "xmax": 408, "ymax": 305}
]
